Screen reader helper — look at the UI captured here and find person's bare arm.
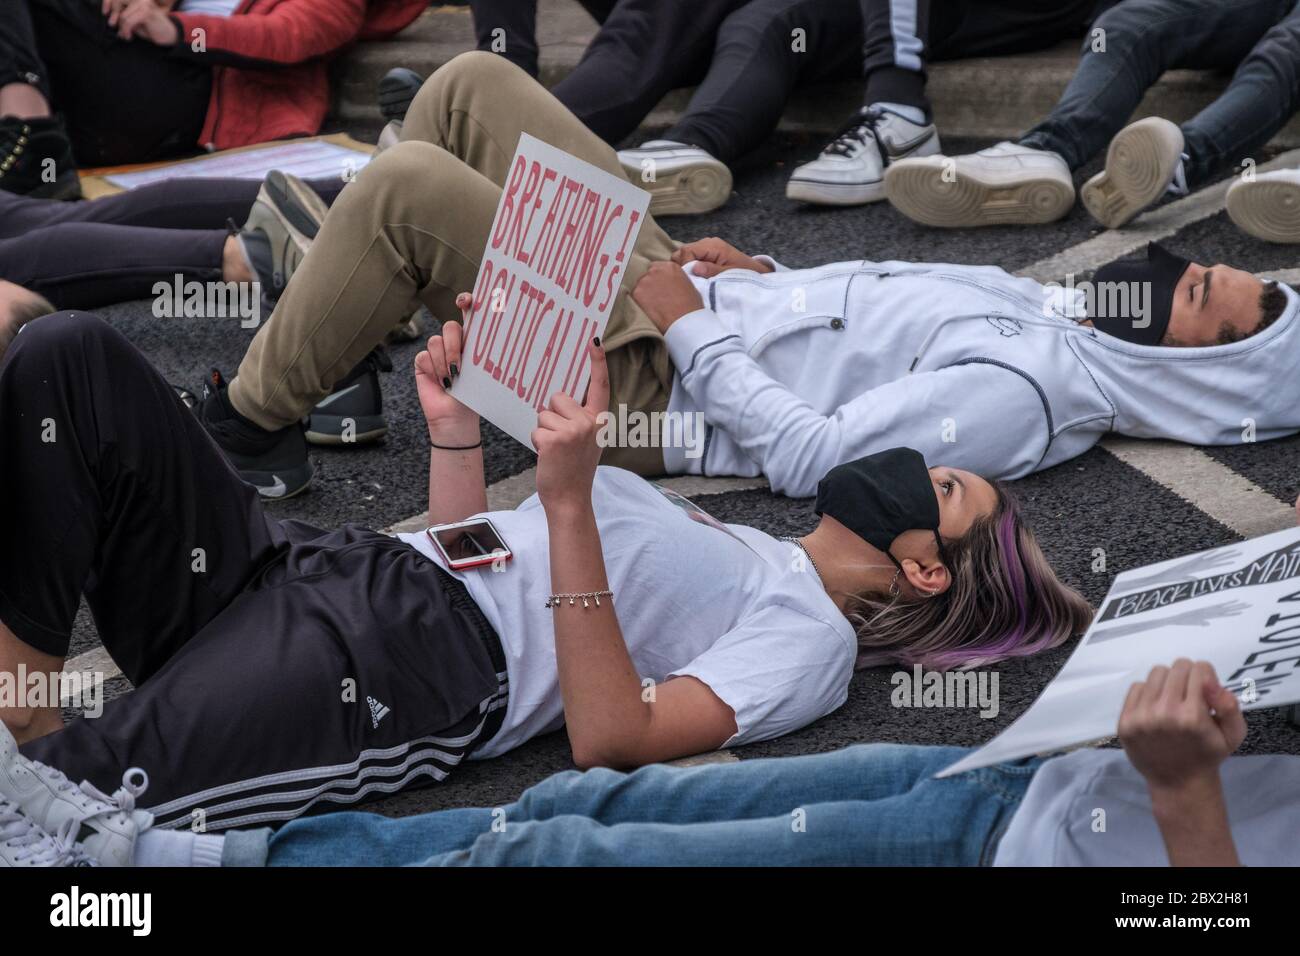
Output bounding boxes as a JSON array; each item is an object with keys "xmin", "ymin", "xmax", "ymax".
[
  {"xmin": 415, "ymin": 294, "xmax": 488, "ymax": 525},
  {"xmin": 1117, "ymin": 659, "xmax": 1247, "ymax": 866},
  {"xmin": 534, "ymin": 341, "xmax": 737, "ymax": 769}
]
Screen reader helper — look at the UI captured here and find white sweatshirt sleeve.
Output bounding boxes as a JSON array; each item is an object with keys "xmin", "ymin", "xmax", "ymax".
[{"xmin": 666, "ymin": 308, "xmax": 1054, "ymax": 496}]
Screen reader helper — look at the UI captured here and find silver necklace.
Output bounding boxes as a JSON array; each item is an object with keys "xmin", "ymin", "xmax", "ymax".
[{"xmin": 782, "ymin": 536, "xmax": 823, "ymax": 582}]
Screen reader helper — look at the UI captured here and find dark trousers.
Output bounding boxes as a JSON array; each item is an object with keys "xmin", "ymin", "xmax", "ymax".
[
  {"xmin": 655, "ymin": 0, "xmax": 1099, "ymax": 164},
  {"xmin": 2, "ymin": 314, "xmax": 507, "ymax": 829},
  {"xmin": 0, "ymin": 0, "xmax": 211, "ymax": 165},
  {"xmin": 0, "ymin": 177, "xmax": 344, "ymax": 309},
  {"xmin": 1020, "ymin": 0, "xmax": 1300, "ymax": 188},
  {"xmin": 470, "ymin": 0, "xmax": 617, "ymax": 78},
  {"xmin": 859, "ymin": 0, "xmax": 1106, "ymax": 111}
]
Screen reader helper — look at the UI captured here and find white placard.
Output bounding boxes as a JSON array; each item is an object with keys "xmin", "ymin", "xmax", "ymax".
[
  {"xmin": 451, "ymin": 133, "xmax": 650, "ymax": 450},
  {"xmin": 939, "ymin": 525, "xmax": 1300, "ymax": 776},
  {"xmin": 104, "ymin": 141, "xmax": 370, "ymax": 190}
]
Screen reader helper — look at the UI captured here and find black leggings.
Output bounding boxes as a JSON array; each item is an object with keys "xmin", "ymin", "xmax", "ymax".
[
  {"xmin": 0, "ymin": 177, "xmax": 344, "ymax": 309},
  {"xmin": 2, "ymin": 313, "xmax": 508, "ymax": 829},
  {"xmin": 0, "ymin": 0, "xmax": 211, "ymax": 165}
]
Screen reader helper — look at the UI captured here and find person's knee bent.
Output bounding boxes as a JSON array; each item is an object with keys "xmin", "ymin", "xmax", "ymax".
[
  {"xmin": 408, "ymin": 50, "xmax": 532, "ymax": 131},
  {"xmin": 3, "ymin": 310, "xmax": 110, "ymax": 370}
]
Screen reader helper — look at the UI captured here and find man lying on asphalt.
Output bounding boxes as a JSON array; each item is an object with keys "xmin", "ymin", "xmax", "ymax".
[{"xmin": 7, "ymin": 51, "xmax": 1293, "ymax": 501}]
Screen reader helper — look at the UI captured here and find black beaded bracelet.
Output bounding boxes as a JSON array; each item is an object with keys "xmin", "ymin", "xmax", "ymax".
[{"xmin": 430, "ymin": 439, "xmax": 483, "ymax": 451}]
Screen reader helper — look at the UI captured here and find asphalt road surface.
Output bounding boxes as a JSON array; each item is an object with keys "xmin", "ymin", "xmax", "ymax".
[{"xmin": 63, "ymin": 132, "xmax": 1300, "ymax": 819}]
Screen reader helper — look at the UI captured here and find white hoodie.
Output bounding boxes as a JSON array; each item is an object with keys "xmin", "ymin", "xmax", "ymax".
[{"xmin": 663, "ymin": 258, "xmax": 1300, "ymax": 498}]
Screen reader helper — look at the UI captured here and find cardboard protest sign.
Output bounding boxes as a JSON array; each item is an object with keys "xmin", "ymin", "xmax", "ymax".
[
  {"xmin": 939, "ymin": 525, "xmax": 1300, "ymax": 777},
  {"xmin": 451, "ymin": 133, "xmax": 650, "ymax": 449}
]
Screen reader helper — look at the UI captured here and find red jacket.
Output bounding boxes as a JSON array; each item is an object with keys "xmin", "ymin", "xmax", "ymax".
[{"xmin": 170, "ymin": 0, "xmax": 428, "ymax": 151}]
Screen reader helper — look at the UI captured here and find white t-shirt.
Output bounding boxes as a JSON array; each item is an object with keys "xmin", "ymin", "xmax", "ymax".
[
  {"xmin": 994, "ymin": 749, "xmax": 1300, "ymax": 866},
  {"xmin": 178, "ymin": 0, "xmax": 242, "ymax": 16},
  {"xmin": 398, "ymin": 467, "xmax": 857, "ymax": 759}
]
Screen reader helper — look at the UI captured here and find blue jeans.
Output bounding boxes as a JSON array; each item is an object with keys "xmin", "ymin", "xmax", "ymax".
[
  {"xmin": 221, "ymin": 745, "xmax": 1042, "ymax": 867},
  {"xmin": 1019, "ymin": 0, "xmax": 1300, "ymax": 188}
]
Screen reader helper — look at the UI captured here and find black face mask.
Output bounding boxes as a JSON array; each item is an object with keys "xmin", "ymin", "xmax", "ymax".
[
  {"xmin": 1089, "ymin": 242, "xmax": 1191, "ymax": 346},
  {"xmin": 814, "ymin": 447, "xmax": 949, "ymax": 571}
]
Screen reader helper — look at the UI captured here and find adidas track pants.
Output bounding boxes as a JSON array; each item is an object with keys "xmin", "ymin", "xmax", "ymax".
[{"xmin": 1, "ymin": 312, "xmax": 509, "ymax": 831}]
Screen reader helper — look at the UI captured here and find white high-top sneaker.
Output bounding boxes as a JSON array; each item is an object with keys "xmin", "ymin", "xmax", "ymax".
[
  {"xmin": 1080, "ymin": 117, "xmax": 1186, "ymax": 229},
  {"xmin": 0, "ymin": 721, "xmax": 152, "ymax": 867},
  {"xmin": 787, "ymin": 105, "xmax": 940, "ymax": 206},
  {"xmin": 616, "ymin": 140, "xmax": 732, "ymax": 216},
  {"xmin": 1227, "ymin": 168, "xmax": 1300, "ymax": 244},
  {"xmin": 0, "ymin": 799, "xmax": 94, "ymax": 867},
  {"xmin": 884, "ymin": 142, "xmax": 1075, "ymax": 227}
]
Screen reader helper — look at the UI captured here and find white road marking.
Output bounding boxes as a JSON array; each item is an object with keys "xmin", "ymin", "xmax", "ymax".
[
  {"xmin": 1017, "ymin": 148, "xmax": 1300, "ymax": 283},
  {"xmin": 1100, "ymin": 437, "xmax": 1295, "ymax": 538}
]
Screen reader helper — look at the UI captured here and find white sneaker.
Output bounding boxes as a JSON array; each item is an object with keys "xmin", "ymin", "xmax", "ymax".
[
  {"xmin": 0, "ymin": 721, "xmax": 152, "ymax": 867},
  {"xmin": 1227, "ymin": 169, "xmax": 1300, "ymax": 244},
  {"xmin": 616, "ymin": 140, "xmax": 732, "ymax": 216},
  {"xmin": 1080, "ymin": 117, "xmax": 1185, "ymax": 229},
  {"xmin": 884, "ymin": 142, "xmax": 1075, "ymax": 227},
  {"xmin": 786, "ymin": 106, "xmax": 940, "ymax": 206},
  {"xmin": 0, "ymin": 799, "xmax": 94, "ymax": 867}
]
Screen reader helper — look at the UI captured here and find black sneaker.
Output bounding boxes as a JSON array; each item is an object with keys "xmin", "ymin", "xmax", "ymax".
[
  {"xmin": 305, "ymin": 347, "xmax": 391, "ymax": 446},
  {"xmin": 198, "ymin": 368, "xmax": 314, "ymax": 499},
  {"xmin": 378, "ymin": 68, "xmax": 424, "ymax": 124},
  {"xmin": 0, "ymin": 116, "xmax": 80, "ymax": 200}
]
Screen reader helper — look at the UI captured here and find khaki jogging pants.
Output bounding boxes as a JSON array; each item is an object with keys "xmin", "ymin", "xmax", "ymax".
[{"xmin": 228, "ymin": 52, "xmax": 679, "ymax": 474}]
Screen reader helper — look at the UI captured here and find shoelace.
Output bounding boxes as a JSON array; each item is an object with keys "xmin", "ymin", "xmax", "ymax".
[
  {"xmin": 823, "ymin": 107, "xmax": 885, "ymax": 158},
  {"xmin": 0, "ymin": 801, "xmax": 82, "ymax": 865},
  {"xmin": 30, "ymin": 762, "xmax": 150, "ymax": 826}
]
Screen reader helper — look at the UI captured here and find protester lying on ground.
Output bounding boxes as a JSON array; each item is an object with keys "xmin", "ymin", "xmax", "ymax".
[
  {"xmin": 0, "ymin": 0, "xmax": 426, "ymax": 196},
  {"xmin": 4, "ymin": 658, "xmax": 1273, "ymax": 866},
  {"xmin": 884, "ymin": 0, "xmax": 1300, "ymax": 229},
  {"xmin": 0, "ymin": 309, "xmax": 1090, "ymax": 853},
  {"xmin": 149, "ymin": 53, "xmax": 1300, "ymax": 503}
]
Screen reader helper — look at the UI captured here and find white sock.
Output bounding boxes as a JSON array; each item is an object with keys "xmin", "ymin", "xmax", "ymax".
[
  {"xmin": 872, "ymin": 102, "xmax": 927, "ymax": 126},
  {"xmin": 132, "ymin": 830, "xmax": 225, "ymax": 867}
]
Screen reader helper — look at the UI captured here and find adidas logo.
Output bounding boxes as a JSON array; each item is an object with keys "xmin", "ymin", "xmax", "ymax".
[{"xmin": 367, "ymin": 695, "xmax": 391, "ymax": 729}]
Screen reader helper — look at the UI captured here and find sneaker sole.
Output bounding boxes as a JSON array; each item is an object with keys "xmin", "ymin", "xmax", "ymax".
[
  {"xmin": 884, "ymin": 162, "xmax": 1074, "ymax": 227},
  {"xmin": 1226, "ymin": 178, "xmax": 1300, "ymax": 244},
  {"xmin": 305, "ymin": 414, "xmax": 389, "ymax": 446},
  {"xmin": 262, "ymin": 170, "xmax": 328, "ymax": 252},
  {"xmin": 1080, "ymin": 118, "xmax": 1184, "ymax": 229},
  {"xmin": 785, "ymin": 177, "xmax": 886, "ymax": 206},
  {"xmin": 379, "ymin": 68, "xmax": 424, "ymax": 123},
  {"xmin": 620, "ymin": 155, "xmax": 732, "ymax": 216},
  {"xmin": 241, "ymin": 461, "xmax": 314, "ymax": 500}
]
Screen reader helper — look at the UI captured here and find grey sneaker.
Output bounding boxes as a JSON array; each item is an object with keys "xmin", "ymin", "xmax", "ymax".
[
  {"xmin": 0, "ymin": 721, "xmax": 152, "ymax": 867},
  {"xmin": 237, "ymin": 169, "xmax": 330, "ymax": 302},
  {"xmin": 0, "ymin": 800, "xmax": 94, "ymax": 867},
  {"xmin": 1080, "ymin": 117, "xmax": 1186, "ymax": 229}
]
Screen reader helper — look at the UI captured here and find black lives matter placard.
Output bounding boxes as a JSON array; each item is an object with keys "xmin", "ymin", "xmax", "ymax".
[{"xmin": 452, "ymin": 133, "xmax": 649, "ymax": 449}]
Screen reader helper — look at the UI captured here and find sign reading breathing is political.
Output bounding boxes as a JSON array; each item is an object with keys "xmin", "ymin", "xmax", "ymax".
[
  {"xmin": 451, "ymin": 132, "xmax": 650, "ymax": 450},
  {"xmin": 938, "ymin": 524, "xmax": 1300, "ymax": 777}
]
